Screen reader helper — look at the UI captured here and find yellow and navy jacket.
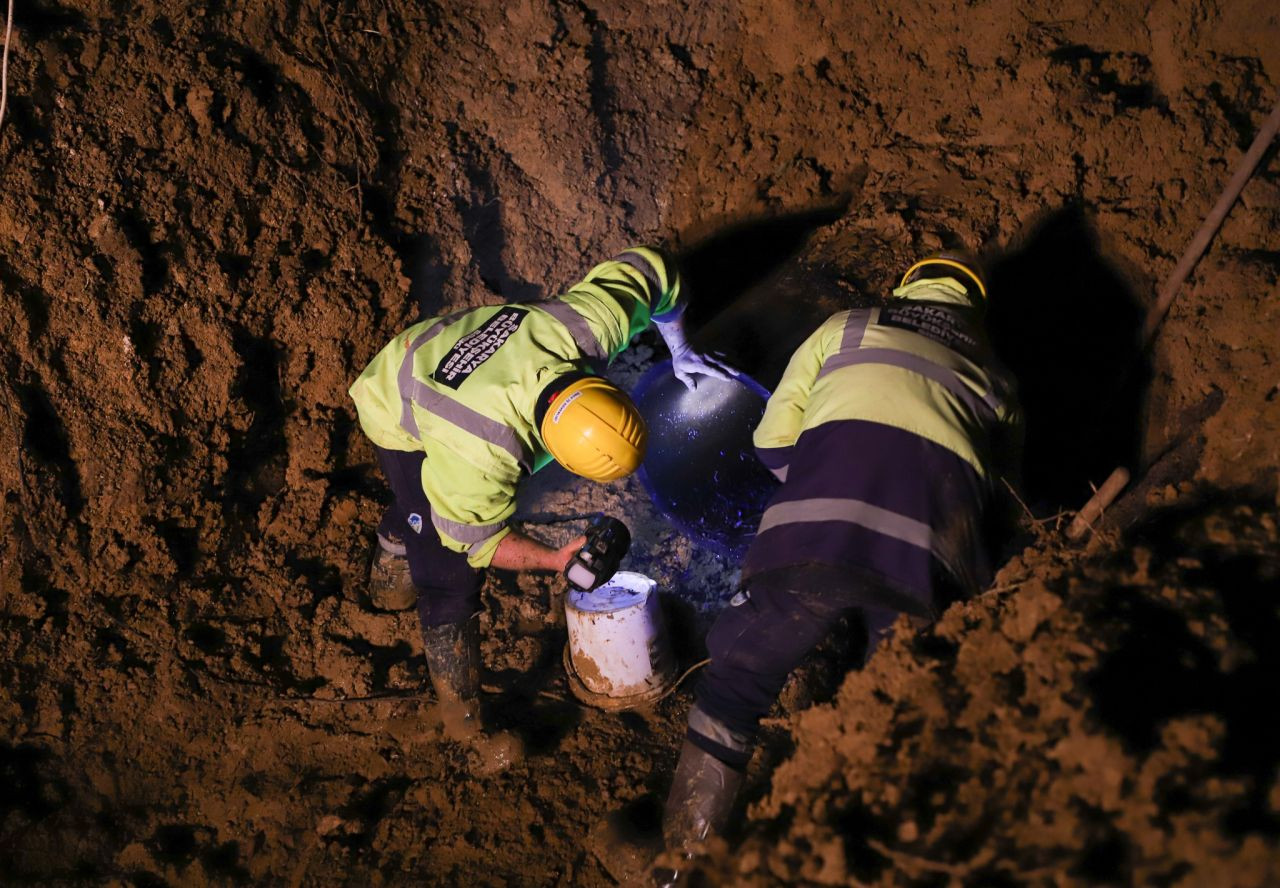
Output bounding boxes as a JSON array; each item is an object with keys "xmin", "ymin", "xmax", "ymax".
[
  {"xmin": 744, "ymin": 275, "xmax": 1022, "ymax": 606},
  {"xmin": 350, "ymin": 247, "xmax": 681, "ymax": 567}
]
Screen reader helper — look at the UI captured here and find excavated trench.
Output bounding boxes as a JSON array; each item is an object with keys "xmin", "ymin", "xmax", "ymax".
[{"xmin": 2, "ymin": 0, "xmax": 1279, "ymax": 885}]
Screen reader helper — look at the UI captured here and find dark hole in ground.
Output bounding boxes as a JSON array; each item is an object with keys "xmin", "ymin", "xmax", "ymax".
[
  {"xmin": 201, "ymin": 839, "xmax": 249, "ymax": 882},
  {"xmin": 14, "ymin": 0, "xmax": 87, "ymax": 40},
  {"xmin": 833, "ymin": 801, "xmax": 892, "ymax": 881},
  {"xmin": 676, "ymin": 202, "xmax": 850, "ymax": 334},
  {"xmin": 1088, "ymin": 497, "xmax": 1280, "ymax": 836},
  {"xmin": 223, "ymin": 327, "xmax": 287, "ymax": 529},
  {"xmin": 154, "ymin": 518, "xmax": 201, "ymax": 577},
  {"xmin": 117, "ymin": 206, "xmax": 172, "ymax": 295},
  {"xmin": 90, "ymin": 252, "xmax": 117, "ymax": 285},
  {"xmin": 609, "ymin": 793, "xmax": 663, "ymax": 840},
  {"xmin": 986, "ymin": 204, "xmax": 1148, "ymax": 512},
  {"xmin": 149, "ymin": 823, "xmax": 199, "ymax": 865},
  {"xmin": 20, "ymin": 549, "xmax": 70, "ymax": 632},
  {"xmin": 402, "ymin": 233, "xmax": 454, "ymax": 320},
  {"xmin": 0, "ymin": 742, "xmax": 70, "ymax": 822},
  {"xmin": 94, "ymin": 627, "xmax": 151, "ymax": 673},
  {"xmin": 328, "ymin": 635, "xmax": 416, "ymax": 693},
  {"xmin": 150, "ymin": 15, "xmax": 174, "ymax": 42},
  {"xmin": 911, "ymin": 632, "xmax": 960, "ymax": 664},
  {"xmin": 306, "ymin": 410, "xmax": 381, "ymax": 498},
  {"xmin": 1067, "ymin": 811, "xmax": 1133, "ymax": 884},
  {"xmin": 301, "ymin": 248, "xmax": 330, "ymax": 273},
  {"xmin": 902, "ymin": 762, "xmax": 970, "ymax": 835},
  {"xmin": 18, "ymin": 378, "xmax": 85, "ymax": 529},
  {"xmin": 217, "ymin": 252, "xmax": 253, "ymax": 288},
  {"xmin": 330, "ymin": 777, "xmax": 412, "ymax": 850},
  {"xmin": 1086, "ymin": 589, "xmax": 1219, "ymax": 752},
  {"xmin": 487, "ymin": 694, "xmax": 583, "ymax": 756},
  {"xmin": 286, "ymin": 553, "xmax": 344, "ymax": 620},
  {"xmin": 184, "ymin": 622, "xmax": 227, "ymax": 655},
  {"xmin": 448, "ymin": 127, "xmax": 542, "ymax": 303},
  {"xmin": 242, "ymin": 633, "xmax": 327, "ymax": 695},
  {"xmin": 1047, "ymin": 45, "xmax": 1165, "ymax": 111},
  {"xmin": 617, "ymin": 711, "xmax": 650, "ymax": 736},
  {"xmin": 0, "ymin": 256, "xmax": 50, "ymax": 343}
]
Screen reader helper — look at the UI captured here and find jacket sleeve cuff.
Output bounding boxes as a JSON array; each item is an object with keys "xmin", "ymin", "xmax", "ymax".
[
  {"xmin": 463, "ymin": 525, "xmax": 512, "ymax": 569},
  {"xmin": 651, "ymin": 302, "xmax": 685, "ymax": 325}
]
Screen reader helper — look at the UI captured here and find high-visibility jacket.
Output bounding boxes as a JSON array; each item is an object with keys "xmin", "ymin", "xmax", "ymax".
[
  {"xmin": 744, "ymin": 275, "xmax": 1022, "ymax": 605},
  {"xmin": 754, "ymin": 276, "xmax": 1019, "ymax": 480},
  {"xmin": 349, "ymin": 247, "xmax": 681, "ymax": 567}
]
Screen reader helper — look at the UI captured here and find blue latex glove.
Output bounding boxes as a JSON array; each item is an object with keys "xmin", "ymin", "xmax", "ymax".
[
  {"xmin": 669, "ymin": 345, "xmax": 735, "ymax": 389},
  {"xmin": 656, "ymin": 312, "xmax": 735, "ymax": 389}
]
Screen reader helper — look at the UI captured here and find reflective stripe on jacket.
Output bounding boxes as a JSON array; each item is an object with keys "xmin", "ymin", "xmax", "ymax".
[
  {"xmin": 744, "ymin": 275, "xmax": 1022, "ymax": 596},
  {"xmin": 349, "ymin": 246, "xmax": 681, "ymax": 567},
  {"xmin": 753, "ymin": 276, "xmax": 1020, "ymax": 482}
]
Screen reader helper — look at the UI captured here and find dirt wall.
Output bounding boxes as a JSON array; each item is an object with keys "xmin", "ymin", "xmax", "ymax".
[{"xmin": 1, "ymin": 0, "xmax": 1278, "ymax": 884}]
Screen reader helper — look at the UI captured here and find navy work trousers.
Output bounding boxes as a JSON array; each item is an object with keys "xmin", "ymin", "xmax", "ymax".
[
  {"xmin": 374, "ymin": 445, "xmax": 483, "ymax": 629},
  {"xmin": 690, "ymin": 574, "xmax": 901, "ymax": 768}
]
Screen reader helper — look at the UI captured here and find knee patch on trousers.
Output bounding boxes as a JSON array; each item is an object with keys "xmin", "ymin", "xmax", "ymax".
[{"xmin": 706, "ymin": 585, "xmax": 839, "ymax": 676}]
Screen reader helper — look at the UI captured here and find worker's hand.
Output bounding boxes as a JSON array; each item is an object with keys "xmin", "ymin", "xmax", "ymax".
[
  {"xmin": 670, "ymin": 347, "xmax": 735, "ymax": 390},
  {"xmin": 554, "ymin": 535, "xmax": 588, "ymax": 573},
  {"xmin": 492, "ymin": 531, "xmax": 587, "ymax": 573}
]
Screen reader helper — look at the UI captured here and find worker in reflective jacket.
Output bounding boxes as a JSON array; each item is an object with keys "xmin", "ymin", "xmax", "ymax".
[
  {"xmin": 656, "ymin": 252, "xmax": 1023, "ymax": 870},
  {"xmin": 349, "ymin": 245, "xmax": 727, "ymax": 770}
]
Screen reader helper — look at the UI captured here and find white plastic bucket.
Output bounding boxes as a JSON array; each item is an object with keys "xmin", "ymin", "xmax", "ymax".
[{"xmin": 564, "ymin": 571, "xmax": 676, "ymax": 708}]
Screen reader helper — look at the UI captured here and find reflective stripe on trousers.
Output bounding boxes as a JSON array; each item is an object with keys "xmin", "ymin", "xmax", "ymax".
[
  {"xmin": 687, "ymin": 703, "xmax": 752, "ymax": 754},
  {"xmin": 756, "ymin": 496, "xmax": 933, "ymax": 551}
]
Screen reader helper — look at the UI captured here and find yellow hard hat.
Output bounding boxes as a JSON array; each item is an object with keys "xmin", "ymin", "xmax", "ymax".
[
  {"xmin": 900, "ymin": 251, "xmax": 988, "ymax": 302},
  {"xmin": 536, "ymin": 375, "xmax": 647, "ymax": 482}
]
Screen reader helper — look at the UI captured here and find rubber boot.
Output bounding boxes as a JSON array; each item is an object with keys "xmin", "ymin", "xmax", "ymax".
[
  {"xmin": 420, "ymin": 617, "xmax": 524, "ymax": 774},
  {"xmin": 367, "ymin": 533, "xmax": 417, "ymax": 611},
  {"xmin": 651, "ymin": 740, "xmax": 744, "ymax": 886}
]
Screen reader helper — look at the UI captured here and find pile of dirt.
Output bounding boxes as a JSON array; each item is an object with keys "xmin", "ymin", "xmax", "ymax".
[
  {"xmin": 1, "ymin": 0, "xmax": 1278, "ymax": 884},
  {"xmin": 689, "ymin": 500, "xmax": 1280, "ymax": 885}
]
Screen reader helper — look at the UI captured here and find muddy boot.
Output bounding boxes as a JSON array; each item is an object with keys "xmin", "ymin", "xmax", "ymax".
[
  {"xmin": 651, "ymin": 740, "xmax": 744, "ymax": 886},
  {"xmin": 420, "ymin": 617, "xmax": 524, "ymax": 775},
  {"xmin": 367, "ymin": 533, "xmax": 417, "ymax": 611}
]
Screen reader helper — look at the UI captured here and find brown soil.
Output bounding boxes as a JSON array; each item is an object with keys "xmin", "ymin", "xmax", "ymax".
[{"xmin": 1, "ymin": 0, "xmax": 1278, "ymax": 886}]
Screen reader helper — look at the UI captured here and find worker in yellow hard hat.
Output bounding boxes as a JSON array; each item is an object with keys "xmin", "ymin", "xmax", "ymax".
[
  {"xmin": 651, "ymin": 250, "xmax": 1022, "ymax": 880},
  {"xmin": 348, "ymin": 245, "xmax": 729, "ymax": 770}
]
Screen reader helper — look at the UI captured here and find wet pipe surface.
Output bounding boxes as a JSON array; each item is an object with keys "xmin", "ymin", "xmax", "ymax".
[{"xmin": 632, "ymin": 361, "xmax": 779, "ymax": 560}]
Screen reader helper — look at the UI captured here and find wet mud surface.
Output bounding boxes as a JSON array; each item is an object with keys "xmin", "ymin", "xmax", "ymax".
[{"xmin": 1, "ymin": 0, "xmax": 1278, "ymax": 885}]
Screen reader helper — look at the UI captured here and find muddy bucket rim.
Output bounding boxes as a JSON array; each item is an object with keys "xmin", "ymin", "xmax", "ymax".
[
  {"xmin": 562, "ymin": 644, "xmax": 675, "ymax": 711},
  {"xmin": 566, "ymin": 570, "xmax": 657, "ymax": 614}
]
